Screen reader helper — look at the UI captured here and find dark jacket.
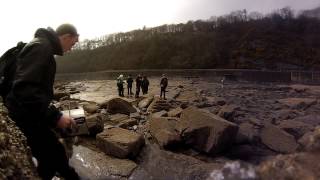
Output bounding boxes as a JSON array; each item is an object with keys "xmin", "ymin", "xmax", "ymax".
[
  {"xmin": 142, "ymin": 78, "xmax": 149, "ymax": 88},
  {"xmin": 160, "ymin": 77, "xmax": 168, "ymax": 88},
  {"xmin": 6, "ymin": 28, "xmax": 63, "ymax": 127},
  {"xmin": 127, "ymin": 77, "xmax": 133, "ymax": 87},
  {"xmin": 136, "ymin": 76, "xmax": 142, "ymax": 87}
]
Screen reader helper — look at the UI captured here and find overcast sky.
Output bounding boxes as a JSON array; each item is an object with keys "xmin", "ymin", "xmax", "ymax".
[{"xmin": 0, "ymin": 0, "xmax": 319, "ymax": 54}]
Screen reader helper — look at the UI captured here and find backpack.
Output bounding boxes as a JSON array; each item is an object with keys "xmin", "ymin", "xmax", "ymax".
[
  {"xmin": 0, "ymin": 42, "xmax": 26, "ymax": 101},
  {"xmin": 117, "ymin": 78, "xmax": 123, "ymax": 86}
]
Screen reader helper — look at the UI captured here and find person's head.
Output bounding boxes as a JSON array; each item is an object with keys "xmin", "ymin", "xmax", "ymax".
[
  {"xmin": 56, "ymin": 23, "xmax": 79, "ymax": 52},
  {"xmin": 119, "ymin": 74, "xmax": 124, "ymax": 78}
]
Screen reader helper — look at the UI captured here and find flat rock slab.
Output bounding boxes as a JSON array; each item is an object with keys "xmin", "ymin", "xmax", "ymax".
[
  {"xmin": 96, "ymin": 128, "xmax": 145, "ymax": 158},
  {"xmin": 129, "ymin": 144, "xmax": 221, "ymax": 180},
  {"xmin": 167, "ymin": 107, "xmax": 183, "ymax": 117},
  {"xmin": 175, "ymin": 89, "xmax": 200, "ymax": 102},
  {"xmin": 278, "ymin": 120, "xmax": 313, "ymax": 139},
  {"xmin": 277, "ymin": 98, "xmax": 317, "ymax": 109},
  {"xmin": 70, "ymin": 145, "xmax": 137, "ymax": 180},
  {"xmin": 260, "ymin": 124, "xmax": 298, "ymax": 153},
  {"xmin": 108, "ymin": 114, "xmax": 130, "ymax": 125},
  {"xmin": 294, "ymin": 114, "xmax": 320, "ymax": 126},
  {"xmin": 151, "ymin": 110, "xmax": 168, "ymax": 118},
  {"xmin": 138, "ymin": 96, "xmax": 154, "ymax": 109}
]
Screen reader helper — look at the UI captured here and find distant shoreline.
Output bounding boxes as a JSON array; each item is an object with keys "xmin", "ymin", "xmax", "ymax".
[{"xmin": 56, "ymin": 69, "xmax": 320, "ymax": 84}]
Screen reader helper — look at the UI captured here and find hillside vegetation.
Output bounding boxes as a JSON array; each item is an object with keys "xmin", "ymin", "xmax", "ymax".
[{"xmin": 57, "ymin": 7, "xmax": 320, "ymax": 73}]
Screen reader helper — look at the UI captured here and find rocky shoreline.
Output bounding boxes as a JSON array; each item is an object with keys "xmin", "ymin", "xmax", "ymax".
[
  {"xmin": 0, "ymin": 100, "xmax": 38, "ymax": 179},
  {"xmin": 1, "ymin": 76, "xmax": 320, "ymax": 179}
]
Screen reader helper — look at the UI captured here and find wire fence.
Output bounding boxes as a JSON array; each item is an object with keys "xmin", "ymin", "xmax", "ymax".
[
  {"xmin": 290, "ymin": 71, "xmax": 320, "ymax": 84},
  {"xmin": 56, "ymin": 69, "xmax": 320, "ymax": 84}
]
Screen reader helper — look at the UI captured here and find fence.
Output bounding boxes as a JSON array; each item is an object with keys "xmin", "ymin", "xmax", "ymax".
[
  {"xmin": 56, "ymin": 69, "xmax": 320, "ymax": 84},
  {"xmin": 290, "ymin": 71, "xmax": 320, "ymax": 84}
]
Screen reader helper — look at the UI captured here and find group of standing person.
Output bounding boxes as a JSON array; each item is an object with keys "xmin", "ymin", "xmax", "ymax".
[
  {"xmin": 116, "ymin": 73, "xmax": 168, "ymax": 99},
  {"xmin": 117, "ymin": 74, "xmax": 150, "ymax": 98}
]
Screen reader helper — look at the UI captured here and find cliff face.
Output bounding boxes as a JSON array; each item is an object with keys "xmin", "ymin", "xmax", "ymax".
[{"xmin": 0, "ymin": 100, "xmax": 38, "ymax": 179}]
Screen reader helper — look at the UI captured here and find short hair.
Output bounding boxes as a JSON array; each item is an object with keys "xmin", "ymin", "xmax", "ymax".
[{"xmin": 56, "ymin": 23, "xmax": 78, "ymax": 36}]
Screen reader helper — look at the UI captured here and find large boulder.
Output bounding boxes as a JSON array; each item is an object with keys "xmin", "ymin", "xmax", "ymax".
[
  {"xmin": 86, "ymin": 114, "xmax": 104, "ymax": 136},
  {"xmin": 167, "ymin": 107, "xmax": 183, "ymax": 117},
  {"xmin": 118, "ymin": 119, "xmax": 139, "ymax": 129},
  {"xmin": 257, "ymin": 152, "xmax": 320, "ymax": 180},
  {"xmin": 278, "ymin": 120, "xmax": 313, "ymax": 139},
  {"xmin": 235, "ymin": 122, "xmax": 260, "ymax": 144},
  {"xmin": 96, "ymin": 128, "xmax": 145, "ymax": 158},
  {"xmin": 175, "ymin": 106, "xmax": 239, "ymax": 155},
  {"xmin": 147, "ymin": 98, "xmax": 171, "ymax": 113},
  {"xmin": 298, "ymin": 126, "xmax": 320, "ymax": 152},
  {"xmin": 260, "ymin": 124, "xmax": 298, "ymax": 153},
  {"xmin": 218, "ymin": 105, "xmax": 240, "ymax": 122},
  {"xmin": 149, "ymin": 117, "xmax": 181, "ymax": 148},
  {"xmin": 108, "ymin": 113, "xmax": 130, "ymax": 126},
  {"xmin": 138, "ymin": 96, "xmax": 154, "ymax": 109},
  {"xmin": 100, "ymin": 98, "xmax": 137, "ymax": 115},
  {"xmin": 129, "ymin": 144, "xmax": 221, "ymax": 180},
  {"xmin": 83, "ymin": 103, "xmax": 99, "ymax": 114},
  {"xmin": 70, "ymin": 145, "xmax": 137, "ymax": 179}
]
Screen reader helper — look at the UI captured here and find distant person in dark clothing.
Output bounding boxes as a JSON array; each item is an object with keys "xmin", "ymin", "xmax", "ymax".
[
  {"xmin": 126, "ymin": 74, "xmax": 133, "ymax": 96},
  {"xmin": 135, "ymin": 74, "xmax": 142, "ymax": 98},
  {"xmin": 5, "ymin": 24, "xmax": 80, "ymax": 180},
  {"xmin": 141, "ymin": 75, "xmax": 150, "ymax": 95},
  {"xmin": 160, "ymin": 74, "xmax": 168, "ymax": 100},
  {"xmin": 117, "ymin": 74, "xmax": 125, "ymax": 97}
]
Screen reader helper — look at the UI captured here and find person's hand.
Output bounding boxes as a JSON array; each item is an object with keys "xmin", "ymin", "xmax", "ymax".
[{"xmin": 57, "ymin": 114, "xmax": 76, "ymax": 129}]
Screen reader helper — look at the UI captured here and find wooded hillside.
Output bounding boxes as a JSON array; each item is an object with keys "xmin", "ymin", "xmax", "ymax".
[{"xmin": 57, "ymin": 7, "xmax": 320, "ymax": 73}]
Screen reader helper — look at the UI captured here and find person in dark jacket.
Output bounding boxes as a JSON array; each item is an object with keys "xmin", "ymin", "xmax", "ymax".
[
  {"xmin": 5, "ymin": 24, "xmax": 80, "ymax": 180},
  {"xmin": 126, "ymin": 74, "xmax": 133, "ymax": 96},
  {"xmin": 160, "ymin": 74, "xmax": 168, "ymax": 100},
  {"xmin": 141, "ymin": 75, "xmax": 149, "ymax": 95},
  {"xmin": 135, "ymin": 74, "xmax": 142, "ymax": 98},
  {"xmin": 116, "ymin": 74, "xmax": 124, "ymax": 97}
]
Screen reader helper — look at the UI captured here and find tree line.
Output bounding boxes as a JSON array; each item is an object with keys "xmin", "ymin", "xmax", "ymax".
[{"xmin": 56, "ymin": 7, "xmax": 320, "ymax": 73}]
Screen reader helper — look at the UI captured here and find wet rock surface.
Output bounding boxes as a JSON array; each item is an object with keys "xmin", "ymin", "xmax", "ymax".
[
  {"xmin": 3, "ymin": 77, "xmax": 320, "ymax": 179},
  {"xmin": 176, "ymin": 106, "xmax": 239, "ymax": 155},
  {"xmin": 149, "ymin": 117, "xmax": 181, "ymax": 148},
  {"xmin": 130, "ymin": 144, "xmax": 222, "ymax": 180},
  {"xmin": 70, "ymin": 145, "xmax": 137, "ymax": 179}
]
